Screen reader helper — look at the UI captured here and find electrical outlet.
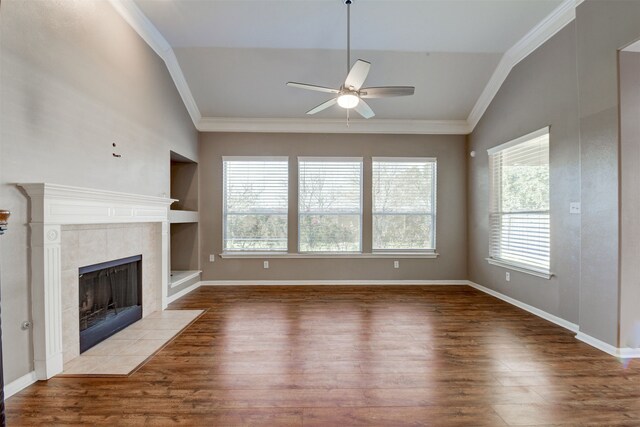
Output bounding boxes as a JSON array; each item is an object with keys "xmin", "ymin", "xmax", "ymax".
[
  {"xmin": 506, "ymin": 272, "xmax": 511, "ymax": 282},
  {"xmin": 263, "ymin": 261, "xmax": 269, "ymax": 269},
  {"xmin": 209, "ymin": 254, "xmax": 216, "ymax": 262},
  {"xmin": 394, "ymin": 260, "xmax": 400, "ymax": 269}
]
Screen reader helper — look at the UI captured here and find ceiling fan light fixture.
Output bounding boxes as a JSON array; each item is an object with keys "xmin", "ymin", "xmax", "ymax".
[{"xmin": 337, "ymin": 93, "xmax": 360, "ymax": 109}]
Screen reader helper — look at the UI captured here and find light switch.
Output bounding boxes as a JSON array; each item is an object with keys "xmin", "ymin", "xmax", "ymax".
[
  {"xmin": 264, "ymin": 261, "xmax": 269, "ymax": 269},
  {"xmin": 209, "ymin": 254, "xmax": 216, "ymax": 262},
  {"xmin": 570, "ymin": 202, "xmax": 581, "ymax": 214}
]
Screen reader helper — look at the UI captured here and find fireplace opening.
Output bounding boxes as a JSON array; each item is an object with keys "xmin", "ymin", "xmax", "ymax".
[{"xmin": 79, "ymin": 255, "xmax": 142, "ymax": 353}]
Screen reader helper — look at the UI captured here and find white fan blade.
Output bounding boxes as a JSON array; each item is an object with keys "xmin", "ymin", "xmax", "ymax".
[
  {"xmin": 306, "ymin": 98, "xmax": 338, "ymax": 115},
  {"xmin": 344, "ymin": 60, "xmax": 371, "ymax": 90},
  {"xmin": 360, "ymin": 86, "xmax": 415, "ymax": 98},
  {"xmin": 287, "ymin": 82, "xmax": 340, "ymax": 94},
  {"xmin": 354, "ymin": 99, "xmax": 375, "ymax": 119}
]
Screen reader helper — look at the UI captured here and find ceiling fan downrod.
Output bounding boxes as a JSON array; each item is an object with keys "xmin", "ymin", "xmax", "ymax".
[{"xmin": 346, "ymin": 0, "xmax": 352, "ymax": 75}]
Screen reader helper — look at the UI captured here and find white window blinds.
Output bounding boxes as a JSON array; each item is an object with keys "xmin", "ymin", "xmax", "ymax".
[
  {"xmin": 298, "ymin": 157, "xmax": 363, "ymax": 252},
  {"xmin": 223, "ymin": 157, "xmax": 288, "ymax": 251},
  {"xmin": 372, "ymin": 158, "xmax": 437, "ymax": 251},
  {"xmin": 488, "ymin": 128, "xmax": 550, "ymax": 273}
]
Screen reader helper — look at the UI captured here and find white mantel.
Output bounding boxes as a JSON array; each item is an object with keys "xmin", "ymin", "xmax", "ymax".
[{"xmin": 19, "ymin": 183, "xmax": 175, "ymax": 380}]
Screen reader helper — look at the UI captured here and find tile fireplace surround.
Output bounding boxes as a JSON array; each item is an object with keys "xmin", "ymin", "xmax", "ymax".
[
  {"xmin": 61, "ymin": 223, "xmax": 160, "ymax": 364},
  {"xmin": 19, "ymin": 183, "xmax": 174, "ymax": 380}
]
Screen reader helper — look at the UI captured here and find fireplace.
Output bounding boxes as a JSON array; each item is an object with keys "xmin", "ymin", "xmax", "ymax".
[{"xmin": 79, "ymin": 255, "xmax": 142, "ymax": 353}]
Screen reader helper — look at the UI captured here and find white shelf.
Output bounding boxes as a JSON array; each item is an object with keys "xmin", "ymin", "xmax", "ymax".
[
  {"xmin": 170, "ymin": 270, "xmax": 201, "ymax": 288},
  {"xmin": 169, "ymin": 210, "xmax": 199, "ymax": 224}
]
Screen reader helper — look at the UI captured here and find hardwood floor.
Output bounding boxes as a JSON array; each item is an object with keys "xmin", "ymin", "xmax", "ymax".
[{"xmin": 7, "ymin": 285, "xmax": 640, "ymax": 426}]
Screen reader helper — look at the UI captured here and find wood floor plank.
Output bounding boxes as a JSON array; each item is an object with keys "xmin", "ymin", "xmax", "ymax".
[
  {"xmin": 302, "ymin": 406, "xmax": 509, "ymax": 427},
  {"xmin": 6, "ymin": 285, "xmax": 640, "ymax": 426}
]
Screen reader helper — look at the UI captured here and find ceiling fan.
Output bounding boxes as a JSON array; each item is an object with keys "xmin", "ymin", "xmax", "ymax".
[{"xmin": 286, "ymin": 0, "xmax": 415, "ymax": 119}]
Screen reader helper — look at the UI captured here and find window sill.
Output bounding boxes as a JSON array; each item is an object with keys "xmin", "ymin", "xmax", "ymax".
[
  {"xmin": 486, "ymin": 258, "xmax": 553, "ymax": 280},
  {"xmin": 220, "ymin": 252, "xmax": 439, "ymax": 259}
]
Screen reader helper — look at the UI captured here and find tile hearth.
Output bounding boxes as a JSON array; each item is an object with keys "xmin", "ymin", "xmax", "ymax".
[{"xmin": 60, "ymin": 309, "xmax": 203, "ymax": 376}]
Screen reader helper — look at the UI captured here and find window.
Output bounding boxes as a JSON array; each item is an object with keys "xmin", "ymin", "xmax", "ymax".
[
  {"xmin": 223, "ymin": 157, "xmax": 288, "ymax": 252},
  {"xmin": 488, "ymin": 127, "xmax": 550, "ymax": 275},
  {"xmin": 372, "ymin": 158, "xmax": 437, "ymax": 251},
  {"xmin": 298, "ymin": 157, "xmax": 362, "ymax": 252}
]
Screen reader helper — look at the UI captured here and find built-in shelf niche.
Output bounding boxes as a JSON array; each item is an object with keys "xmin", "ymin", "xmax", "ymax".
[
  {"xmin": 170, "ymin": 222, "xmax": 200, "ymax": 288},
  {"xmin": 169, "ymin": 151, "xmax": 200, "ymax": 288},
  {"xmin": 170, "ymin": 151, "xmax": 198, "ymax": 214}
]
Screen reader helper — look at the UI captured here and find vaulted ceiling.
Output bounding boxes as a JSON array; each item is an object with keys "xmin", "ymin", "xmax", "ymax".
[{"xmin": 116, "ymin": 0, "xmax": 577, "ymax": 133}]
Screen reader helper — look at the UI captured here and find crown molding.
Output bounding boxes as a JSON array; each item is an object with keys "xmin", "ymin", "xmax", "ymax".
[
  {"xmin": 466, "ymin": 0, "xmax": 580, "ymax": 129},
  {"xmin": 197, "ymin": 117, "xmax": 471, "ymax": 134},
  {"xmin": 112, "ymin": 0, "xmax": 581, "ymax": 135},
  {"xmin": 109, "ymin": 0, "xmax": 201, "ymax": 125},
  {"xmin": 623, "ymin": 41, "xmax": 640, "ymax": 53}
]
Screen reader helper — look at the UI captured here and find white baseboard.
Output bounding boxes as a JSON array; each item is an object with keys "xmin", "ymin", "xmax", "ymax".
[
  {"xmin": 575, "ymin": 332, "xmax": 640, "ymax": 358},
  {"xmin": 575, "ymin": 332, "xmax": 619, "ymax": 356},
  {"xmin": 167, "ymin": 281, "xmax": 202, "ymax": 304},
  {"xmin": 466, "ymin": 280, "xmax": 579, "ymax": 333},
  {"xmin": 620, "ymin": 347, "xmax": 640, "ymax": 358},
  {"xmin": 200, "ymin": 280, "xmax": 469, "ymax": 286},
  {"xmin": 468, "ymin": 280, "xmax": 640, "ymax": 358},
  {"xmin": 5, "ymin": 370, "xmax": 37, "ymax": 399},
  {"xmin": 167, "ymin": 279, "xmax": 466, "ymax": 304}
]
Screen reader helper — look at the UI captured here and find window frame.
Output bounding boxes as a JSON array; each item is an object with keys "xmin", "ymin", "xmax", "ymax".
[
  {"xmin": 486, "ymin": 127, "xmax": 552, "ymax": 279},
  {"xmin": 371, "ymin": 157, "xmax": 437, "ymax": 253},
  {"xmin": 297, "ymin": 156, "xmax": 364, "ymax": 254},
  {"xmin": 222, "ymin": 156, "xmax": 289, "ymax": 253}
]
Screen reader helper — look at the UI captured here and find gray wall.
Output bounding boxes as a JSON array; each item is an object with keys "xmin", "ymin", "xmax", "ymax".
[
  {"xmin": 199, "ymin": 133, "xmax": 467, "ymax": 281},
  {"xmin": 618, "ymin": 50, "xmax": 640, "ymax": 348},
  {"xmin": 467, "ymin": 25, "xmax": 581, "ymax": 325},
  {"xmin": 0, "ymin": 0, "xmax": 197, "ymax": 384},
  {"xmin": 468, "ymin": 0, "xmax": 640, "ymax": 347},
  {"xmin": 576, "ymin": 0, "xmax": 640, "ymax": 346}
]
